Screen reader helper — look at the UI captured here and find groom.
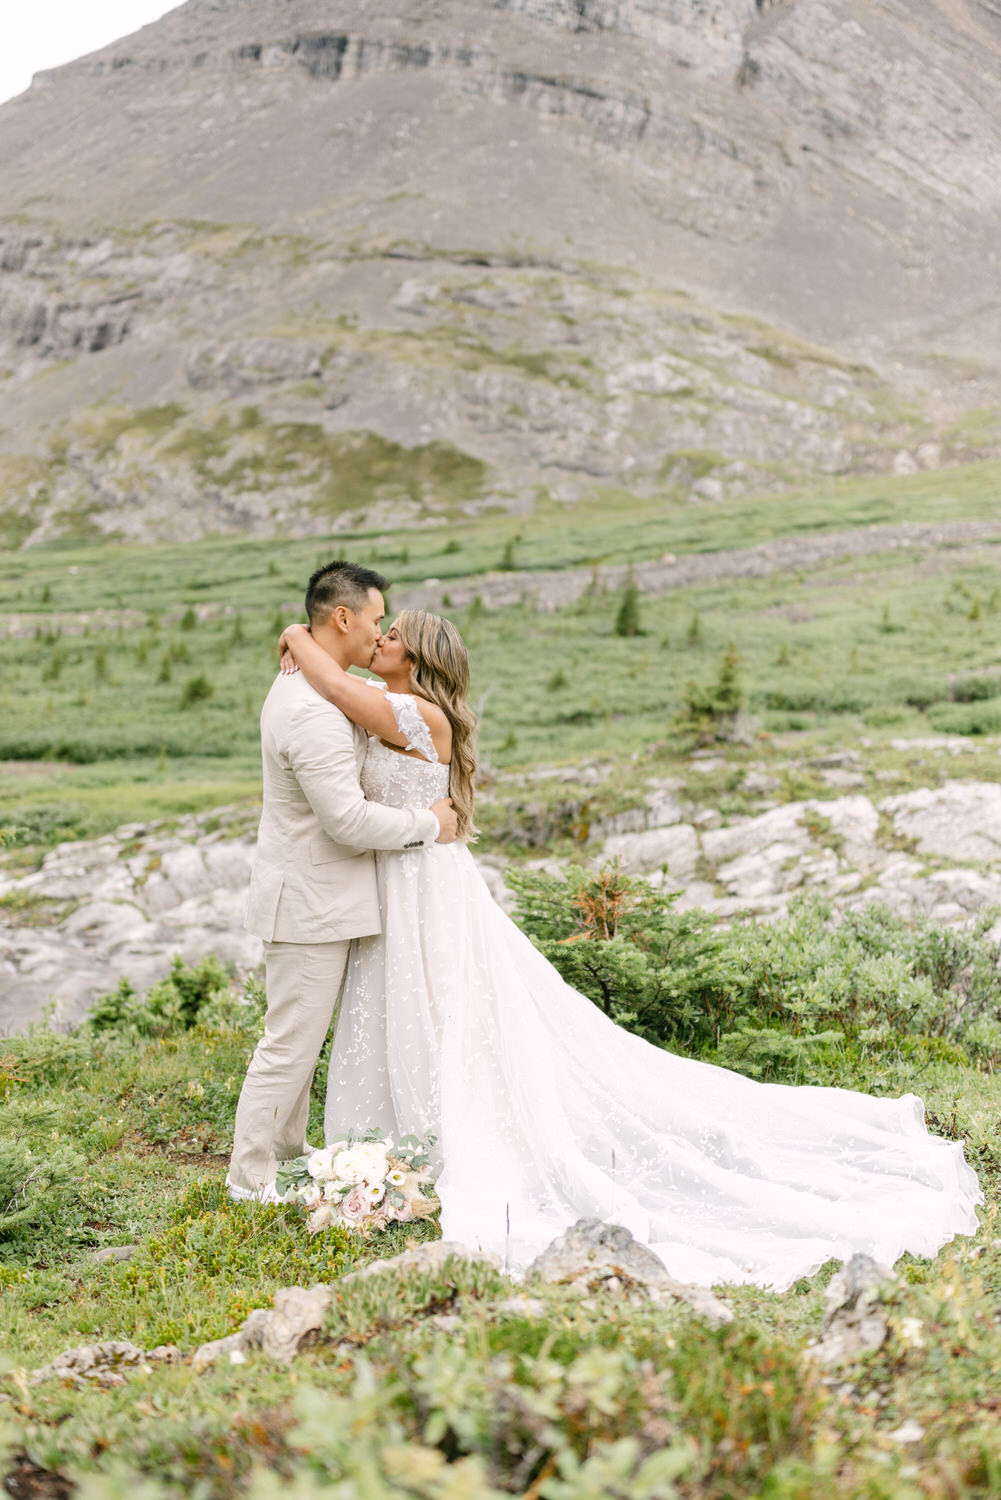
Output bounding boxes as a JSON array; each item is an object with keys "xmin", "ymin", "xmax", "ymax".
[{"xmin": 226, "ymin": 559, "xmax": 457, "ymax": 1201}]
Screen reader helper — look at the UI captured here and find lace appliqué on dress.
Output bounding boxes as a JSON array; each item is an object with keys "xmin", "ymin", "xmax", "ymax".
[{"xmin": 383, "ymin": 691, "xmax": 439, "ymax": 763}]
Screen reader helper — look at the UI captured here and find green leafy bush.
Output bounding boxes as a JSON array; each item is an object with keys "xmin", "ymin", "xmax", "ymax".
[
  {"xmin": 4, "ymin": 1030, "xmax": 96, "ymax": 1087},
  {"xmin": 87, "ymin": 955, "xmax": 255, "ymax": 1039},
  {"xmin": 179, "ymin": 672, "xmax": 214, "ymax": 708},
  {"xmin": 951, "ymin": 672, "xmax": 1001, "ymax": 702},
  {"xmin": 506, "ymin": 866, "xmax": 1001, "ymax": 1080},
  {"xmin": 0, "ymin": 1138, "xmax": 85, "ymax": 1241},
  {"xmin": 928, "ymin": 698, "xmax": 1001, "ymax": 735},
  {"xmin": 614, "ymin": 579, "xmax": 643, "ymax": 638},
  {"xmin": 505, "ymin": 861, "xmax": 736, "ymax": 1052}
]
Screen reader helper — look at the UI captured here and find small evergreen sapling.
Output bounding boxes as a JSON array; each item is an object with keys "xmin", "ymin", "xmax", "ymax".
[
  {"xmin": 180, "ymin": 672, "xmax": 214, "ymax": 708},
  {"xmin": 673, "ymin": 641, "xmax": 743, "ymax": 746},
  {"xmin": 614, "ymin": 579, "xmax": 642, "ymax": 638}
]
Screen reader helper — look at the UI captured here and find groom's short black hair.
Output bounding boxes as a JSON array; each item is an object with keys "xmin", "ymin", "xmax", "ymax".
[{"xmin": 305, "ymin": 560, "xmax": 389, "ymax": 625}]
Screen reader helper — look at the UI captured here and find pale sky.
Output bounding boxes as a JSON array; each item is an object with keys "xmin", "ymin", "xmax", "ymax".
[{"xmin": 1, "ymin": 2, "xmax": 186, "ymax": 107}]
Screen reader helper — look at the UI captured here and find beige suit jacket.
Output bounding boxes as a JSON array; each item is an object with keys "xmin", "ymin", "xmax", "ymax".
[{"xmin": 244, "ymin": 671, "xmax": 439, "ymax": 943}]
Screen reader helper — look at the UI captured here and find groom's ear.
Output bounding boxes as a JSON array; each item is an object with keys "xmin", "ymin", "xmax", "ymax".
[{"xmin": 330, "ymin": 604, "xmax": 352, "ymax": 634}]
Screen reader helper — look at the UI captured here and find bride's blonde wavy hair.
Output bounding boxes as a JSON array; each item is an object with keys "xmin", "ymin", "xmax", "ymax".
[{"xmin": 395, "ymin": 608, "xmax": 478, "ymax": 840}]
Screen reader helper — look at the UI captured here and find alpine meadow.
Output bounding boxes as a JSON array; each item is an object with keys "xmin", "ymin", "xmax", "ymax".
[{"xmin": 5, "ymin": 1, "xmax": 1001, "ymax": 1496}]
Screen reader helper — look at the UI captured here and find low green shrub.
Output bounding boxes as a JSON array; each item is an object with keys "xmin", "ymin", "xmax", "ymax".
[
  {"xmin": 0, "ymin": 729, "xmax": 237, "ymax": 762},
  {"xmin": 762, "ymin": 683, "xmax": 828, "ymax": 713},
  {"xmin": 928, "ymin": 698, "xmax": 1001, "ymax": 735},
  {"xmin": 0, "ymin": 1138, "xmax": 85, "ymax": 1242},
  {"xmin": 179, "ymin": 672, "xmax": 214, "ymax": 708},
  {"xmin": 951, "ymin": 672, "xmax": 1001, "ymax": 702},
  {"xmin": 673, "ymin": 642, "xmax": 742, "ymax": 746},
  {"xmin": 87, "ymin": 956, "xmax": 259, "ymax": 1039},
  {"xmin": 506, "ymin": 866, "xmax": 1001, "ymax": 1081}
]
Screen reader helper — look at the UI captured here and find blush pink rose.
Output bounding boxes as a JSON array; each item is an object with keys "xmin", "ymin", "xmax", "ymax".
[{"xmin": 338, "ymin": 1186, "xmax": 370, "ymax": 1227}]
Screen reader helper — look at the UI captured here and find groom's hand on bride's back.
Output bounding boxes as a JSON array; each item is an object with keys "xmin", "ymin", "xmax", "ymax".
[{"xmin": 431, "ymin": 797, "xmax": 458, "ymax": 844}]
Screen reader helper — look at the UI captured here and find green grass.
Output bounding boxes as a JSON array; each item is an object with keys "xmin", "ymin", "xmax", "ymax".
[{"xmin": 4, "ymin": 460, "xmax": 1001, "ymax": 857}]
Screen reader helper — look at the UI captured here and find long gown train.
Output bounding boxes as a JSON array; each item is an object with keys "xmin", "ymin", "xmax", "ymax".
[{"xmin": 324, "ymin": 694, "xmax": 982, "ymax": 1290}]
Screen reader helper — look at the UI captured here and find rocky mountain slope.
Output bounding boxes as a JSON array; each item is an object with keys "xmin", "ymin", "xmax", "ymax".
[{"xmin": 1, "ymin": 0, "xmax": 1001, "ymax": 543}]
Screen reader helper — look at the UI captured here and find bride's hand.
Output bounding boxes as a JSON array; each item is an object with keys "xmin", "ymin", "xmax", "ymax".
[{"xmin": 278, "ymin": 621, "xmax": 310, "ymax": 674}]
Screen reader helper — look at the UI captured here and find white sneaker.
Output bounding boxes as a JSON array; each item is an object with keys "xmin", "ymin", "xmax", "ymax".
[{"xmin": 225, "ymin": 1175, "xmax": 287, "ymax": 1205}]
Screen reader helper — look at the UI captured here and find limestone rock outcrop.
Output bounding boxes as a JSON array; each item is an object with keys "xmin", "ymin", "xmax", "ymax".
[
  {"xmin": 526, "ymin": 1218, "xmax": 733, "ymax": 1326},
  {"xmin": 804, "ymin": 1253, "xmax": 894, "ymax": 1367},
  {"xmin": 5, "ymin": 776, "xmax": 1001, "ymax": 1034}
]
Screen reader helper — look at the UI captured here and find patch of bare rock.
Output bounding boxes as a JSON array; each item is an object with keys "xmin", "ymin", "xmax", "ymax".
[
  {"xmin": 602, "ymin": 779, "xmax": 1001, "ymax": 934},
  {"xmin": 804, "ymin": 1254, "xmax": 894, "ymax": 1368},
  {"xmin": 0, "ymin": 806, "xmax": 263, "ymax": 1035},
  {"xmin": 30, "ymin": 1339, "xmax": 181, "ymax": 1388},
  {"xmin": 4, "ymin": 0, "xmax": 1001, "ymax": 541},
  {"xmin": 402, "ymin": 520, "xmax": 1001, "ymax": 617},
  {"xmin": 525, "ymin": 1219, "xmax": 733, "ymax": 1328}
]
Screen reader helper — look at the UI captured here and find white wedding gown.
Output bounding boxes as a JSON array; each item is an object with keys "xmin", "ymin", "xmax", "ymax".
[{"xmin": 325, "ymin": 691, "xmax": 982, "ymax": 1290}]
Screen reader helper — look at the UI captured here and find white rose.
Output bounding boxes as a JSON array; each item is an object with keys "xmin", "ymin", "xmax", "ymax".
[
  {"xmin": 354, "ymin": 1143, "xmax": 390, "ymax": 1181},
  {"xmin": 332, "ymin": 1148, "xmax": 366, "ymax": 1184},
  {"xmin": 307, "ymin": 1147, "xmax": 336, "ymax": 1181}
]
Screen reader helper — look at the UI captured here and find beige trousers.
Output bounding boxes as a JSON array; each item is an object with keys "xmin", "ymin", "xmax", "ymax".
[{"xmin": 228, "ymin": 938, "xmax": 351, "ymax": 1193}]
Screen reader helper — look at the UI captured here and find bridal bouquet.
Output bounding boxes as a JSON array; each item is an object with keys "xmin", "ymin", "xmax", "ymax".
[{"xmin": 276, "ymin": 1128, "xmax": 439, "ymax": 1236}]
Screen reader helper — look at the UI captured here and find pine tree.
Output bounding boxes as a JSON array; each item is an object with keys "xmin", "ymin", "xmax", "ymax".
[
  {"xmin": 714, "ymin": 642, "xmax": 741, "ymax": 715},
  {"xmin": 671, "ymin": 642, "xmax": 743, "ymax": 747},
  {"xmin": 614, "ymin": 580, "xmax": 642, "ymax": 638}
]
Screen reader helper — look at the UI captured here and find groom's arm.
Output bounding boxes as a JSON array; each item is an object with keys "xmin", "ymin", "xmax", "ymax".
[{"xmin": 286, "ymin": 700, "xmax": 440, "ymax": 851}]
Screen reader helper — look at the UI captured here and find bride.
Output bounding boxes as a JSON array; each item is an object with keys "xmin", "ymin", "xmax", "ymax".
[{"xmin": 277, "ymin": 610, "xmax": 982, "ymax": 1290}]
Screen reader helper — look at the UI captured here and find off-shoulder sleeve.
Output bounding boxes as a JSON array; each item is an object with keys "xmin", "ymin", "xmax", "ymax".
[{"xmin": 384, "ymin": 690, "xmax": 439, "ymax": 763}]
